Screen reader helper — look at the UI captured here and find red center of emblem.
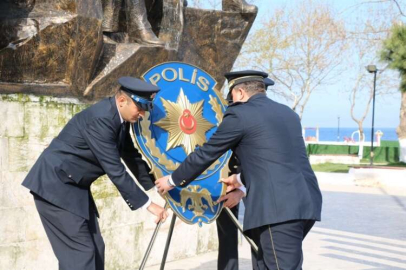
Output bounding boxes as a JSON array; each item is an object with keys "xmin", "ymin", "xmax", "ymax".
[{"xmin": 179, "ymin": 109, "xmax": 197, "ymax": 134}]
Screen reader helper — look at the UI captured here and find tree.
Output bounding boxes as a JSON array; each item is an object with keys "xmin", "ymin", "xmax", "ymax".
[
  {"xmin": 237, "ymin": 0, "xmax": 347, "ymax": 119},
  {"xmin": 343, "ymin": 5, "xmax": 399, "ymax": 142},
  {"xmin": 381, "ymin": 23, "xmax": 406, "ymax": 162},
  {"xmin": 362, "ymin": 0, "xmax": 406, "ymax": 17}
]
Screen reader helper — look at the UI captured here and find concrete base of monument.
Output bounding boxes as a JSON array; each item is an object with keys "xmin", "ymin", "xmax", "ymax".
[{"xmin": 349, "ymin": 166, "xmax": 406, "ymax": 188}]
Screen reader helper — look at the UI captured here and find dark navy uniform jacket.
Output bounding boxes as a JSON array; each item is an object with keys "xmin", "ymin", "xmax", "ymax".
[
  {"xmin": 172, "ymin": 93, "xmax": 322, "ymax": 232},
  {"xmin": 22, "ymin": 97, "xmax": 154, "ymax": 220}
]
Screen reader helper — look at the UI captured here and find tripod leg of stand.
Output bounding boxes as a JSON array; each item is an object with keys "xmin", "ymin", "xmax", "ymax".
[
  {"xmin": 224, "ymin": 207, "xmax": 258, "ymax": 254},
  {"xmin": 139, "ymin": 203, "xmax": 168, "ymax": 270},
  {"xmin": 160, "ymin": 214, "xmax": 177, "ymax": 270}
]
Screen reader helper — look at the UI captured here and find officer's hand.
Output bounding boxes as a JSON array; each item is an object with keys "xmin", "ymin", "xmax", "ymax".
[
  {"xmin": 155, "ymin": 175, "xmax": 174, "ymax": 195},
  {"xmin": 217, "ymin": 189, "xmax": 245, "ymax": 208},
  {"xmin": 220, "ymin": 174, "xmax": 242, "ymax": 192},
  {"xmin": 147, "ymin": 202, "xmax": 169, "ymax": 224}
]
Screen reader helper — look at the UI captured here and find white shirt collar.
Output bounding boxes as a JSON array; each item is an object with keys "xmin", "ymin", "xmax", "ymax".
[{"xmin": 116, "ymin": 99, "xmax": 124, "ymax": 124}]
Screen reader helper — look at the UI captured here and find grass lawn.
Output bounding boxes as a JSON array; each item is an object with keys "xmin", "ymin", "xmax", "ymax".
[
  {"xmin": 386, "ymin": 162, "xmax": 406, "ymax": 167},
  {"xmin": 359, "ymin": 160, "xmax": 406, "ymax": 167},
  {"xmin": 311, "ymin": 163, "xmax": 351, "ymax": 173},
  {"xmin": 311, "ymin": 162, "xmax": 406, "ymax": 173}
]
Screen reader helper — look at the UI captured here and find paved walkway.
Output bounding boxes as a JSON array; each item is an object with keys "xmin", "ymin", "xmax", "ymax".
[{"xmin": 145, "ymin": 173, "xmax": 406, "ymax": 270}]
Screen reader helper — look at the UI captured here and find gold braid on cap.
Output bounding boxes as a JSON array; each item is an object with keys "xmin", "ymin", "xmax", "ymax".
[{"xmin": 228, "ymin": 75, "xmax": 264, "ymax": 90}]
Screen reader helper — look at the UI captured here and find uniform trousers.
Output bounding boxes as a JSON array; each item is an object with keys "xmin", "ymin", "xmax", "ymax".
[
  {"xmin": 216, "ymin": 204, "xmax": 239, "ymax": 270},
  {"xmin": 33, "ymin": 193, "xmax": 105, "ymax": 270},
  {"xmin": 248, "ymin": 219, "xmax": 315, "ymax": 270}
]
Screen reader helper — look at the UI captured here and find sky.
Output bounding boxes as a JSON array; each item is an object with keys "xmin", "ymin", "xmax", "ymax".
[
  {"xmin": 248, "ymin": 0, "xmax": 402, "ymax": 129},
  {"xmin": 188, "ymin": 0, "xmax": 403, "ymax": 129},
  {"xmin": 247, "ymin": 0, "xmax": 400, "ymax": 128}
]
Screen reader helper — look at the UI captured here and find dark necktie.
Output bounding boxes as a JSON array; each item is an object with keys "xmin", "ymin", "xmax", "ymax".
[{"xmin": 118, "ymin": 121, "xmax": 127, "ymax": 151}]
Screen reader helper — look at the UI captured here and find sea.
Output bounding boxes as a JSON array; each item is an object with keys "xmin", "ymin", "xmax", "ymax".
[{"xmin": 303, "ymin": 127, "xmax": 398, "ymax": 142}]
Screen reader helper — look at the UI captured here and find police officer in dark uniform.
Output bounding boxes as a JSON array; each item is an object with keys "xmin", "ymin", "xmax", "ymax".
[
  {"xmin": 22, "ymin": 77, "xmax": 168, "ymax": 270},
  {"xmin": 216, "ymin": 77, "xmax": 275, "ymax": 270},
  {"xmin": 155, "ymin": 70, "xmax": 322, "ymax": 270}
]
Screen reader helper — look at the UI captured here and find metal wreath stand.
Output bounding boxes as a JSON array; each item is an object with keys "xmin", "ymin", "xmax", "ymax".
[{"xmin": 138, "ymin": 203, "xmax": 258, "ymax": 270}]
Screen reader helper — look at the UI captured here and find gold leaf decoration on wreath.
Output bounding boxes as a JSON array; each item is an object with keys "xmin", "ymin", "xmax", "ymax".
[
  {"xmin": 209, "ymin": 95, "xmax": 224, "ymax": 125},
  {"xmin": 140, "ymin": 112, "xmax": 179, "ymax": 176}
]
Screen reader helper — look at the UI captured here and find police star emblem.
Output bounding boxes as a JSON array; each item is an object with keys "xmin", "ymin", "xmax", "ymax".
[
  {"xmin": 154, "ymin": 88, "xmax": 215, "ymax": 155},
  {"xmin": 132, "ymin": 62, "xmax": 232, "ymax": 226}
]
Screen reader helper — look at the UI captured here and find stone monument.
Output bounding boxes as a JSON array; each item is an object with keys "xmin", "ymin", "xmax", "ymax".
[{"xmin": 0, "ymin": 0, "xmax": 258, "ymax": 100}]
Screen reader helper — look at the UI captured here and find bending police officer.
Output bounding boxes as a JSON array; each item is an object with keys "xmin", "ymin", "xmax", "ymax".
[
  {"xmin": 217, "ymin": 76, "xmax": 275, "ymax": 270},
  {"xmin": 155, "ymin": 70, "xmax": 322, "ymax": 270},
  {"xmin": 22, "ymin": 77, "xmax": 168, "ymax": 270}
]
